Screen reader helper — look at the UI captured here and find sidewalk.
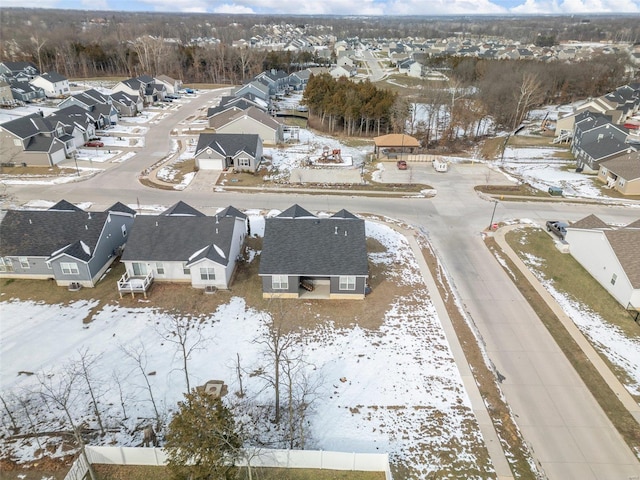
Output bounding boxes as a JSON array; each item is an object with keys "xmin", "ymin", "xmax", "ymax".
[{"xmin": 492, "ymin": 225, "xmax": 640, "ymax": 423}]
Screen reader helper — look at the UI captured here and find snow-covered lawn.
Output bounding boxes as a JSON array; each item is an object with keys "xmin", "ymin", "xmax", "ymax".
[{"xmin": 0, "ymin": 218, "xmax": 491, "ymax": 478}]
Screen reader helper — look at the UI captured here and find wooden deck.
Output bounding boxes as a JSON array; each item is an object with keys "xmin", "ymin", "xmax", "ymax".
[{"xmin": 117, "ymin": 270, "xmax": 153, "ymax": 298}]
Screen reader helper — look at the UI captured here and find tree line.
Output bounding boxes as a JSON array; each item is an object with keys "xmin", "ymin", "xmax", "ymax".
[{"xmin": 303, "ymin": 74, "xmax": 403, "ymax": 136}]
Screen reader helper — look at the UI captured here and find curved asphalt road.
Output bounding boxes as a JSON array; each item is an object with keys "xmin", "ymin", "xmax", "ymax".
[{"xmin": 4, "ymin": 94, "xmax": 640, "ymax": 479}]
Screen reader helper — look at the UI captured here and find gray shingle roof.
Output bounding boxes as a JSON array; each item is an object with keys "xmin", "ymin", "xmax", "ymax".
[
  {"xmin": 216, "ymin": 205, "xmax": 247, "ymax": 220},
  {"xmin": 161, "ymin": 201, "xmax": 205, "ymax": 217},
  {"xmin": 259, "ymin": 208, "xmax": 368, "ymax": 277},
  {"xmin": 0, "ymin": 208, "xmax": 107, "ymax": 258},
  {"xmin": 195, "ymin": 133, "xmax": 260, "ymax": 158},
  {"xmin": 106, "ymin": 202, "xmax": 137, "ymax": 216},
  {"xmin": 39, "ymin": 72, "xmax": 67, "ymax": 83},
  {"xmin": 121, "ymin": 214, "xmax": 237, "ymax": 266},
  {"xmin": 600, "ymin": 152, "xmax": 640, "ymax": 181}
]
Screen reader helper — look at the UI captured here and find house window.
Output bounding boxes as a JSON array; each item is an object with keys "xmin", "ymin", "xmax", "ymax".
[
  {"xmin": 132, "ymin": 262, "xmax": 147, "ymax": 276},
  {"xmin": 183, "ymin": 263, "xmax": 191, "ymax": 275},
  {"xmin": 18, "ymin": 257, "xmax": 30, "ymax": 269},
  {"xmin": 619, "ymin": 179, "xmax": 625, "ymax": 187},
  {"xmin": 611, "ymin": 273, "xmax": 617, "ymax": 285},
  {"xmin": 61, "ymin": 262, "xmax": 79, "ymax": 275},
  {"xmin": 200, "ymin": 267, "xmax": 216, "ymax": 280},
  {"xmin": 272, "ymin": 275, "xmax": 288, "ymax": 290},
  {"xmin": 155, "ymin": 263, "xmax": 165, "ymax": 275},
  {"xmin": 121, "ymin": 224, "xmax": 127, "ymax": 237},
  {"xmin": 238, "ymin": 157, "xmax": 251, "ymax": 167},
  {"xmin": 339, "ymin": 276, "xmax": 356, "ymax": 291},
  {"xmin": 13, "ymin": 139, "xmax": 21, "ymax": 147},
  {"xmin": 0, "ymin": 257, "xmax": 13, "ymax": 272}
]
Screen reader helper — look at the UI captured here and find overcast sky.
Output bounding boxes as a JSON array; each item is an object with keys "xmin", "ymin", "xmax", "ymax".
[{"xmin": 4, "ymin": 0, "xmax": 639, "ymax": 15}]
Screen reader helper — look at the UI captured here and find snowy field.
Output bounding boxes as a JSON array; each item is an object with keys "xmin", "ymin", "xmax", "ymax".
[{"xmin": 0, "ymin": 217, "xmax": 491, "ymax": 478}]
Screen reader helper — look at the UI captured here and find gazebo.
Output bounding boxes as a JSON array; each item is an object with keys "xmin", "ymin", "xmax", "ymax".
[{"xmin": 373, "ymin": 133, "xmax": 420, "ymax": 159}]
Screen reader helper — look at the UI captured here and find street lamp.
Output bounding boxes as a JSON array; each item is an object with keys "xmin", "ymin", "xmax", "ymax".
[
  {"xmin": 488, "ymin": 200, "xmax": 498, "ymax": 230},
  {"xmin": 73, "ymin": 152, "xmax": 80, "ymax": 177}
]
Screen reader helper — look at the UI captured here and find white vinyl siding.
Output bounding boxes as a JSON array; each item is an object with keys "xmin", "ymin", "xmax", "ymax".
[
  {"xmin": 182, "ymin": 263, "xmax": 190, "ymax": 275},
  {"xmin": 339, "ymin": 275, "xmax": 356, "ymax": 290},
  {"xmin": 272, "ymin": 275, "xmax": 288, "ymax": 290},
  {"xmin": 61, "ymin": 262, "xmax": 79, "ymax": 275}
]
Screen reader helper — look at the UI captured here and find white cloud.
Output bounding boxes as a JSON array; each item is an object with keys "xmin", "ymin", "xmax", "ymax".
[
  {"xmin": 513, "ymin": 0, "xmax": 639, "ymax": 11},
  {"xmin": 387, "ymin": 0, "xmax": 507, "ymax": 15},
  {"xmin": 213, "ymin": 3, "xmax": 256, "ymax": 13}
]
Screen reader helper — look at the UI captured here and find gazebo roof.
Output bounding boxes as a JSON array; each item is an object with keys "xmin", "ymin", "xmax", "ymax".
[{"xmin": 373, "ymin": 134, "xmax": 420, "ymax": 148}]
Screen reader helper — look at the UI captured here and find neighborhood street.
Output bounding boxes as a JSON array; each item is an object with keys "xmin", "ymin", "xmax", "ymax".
[{"xmin": 3, "ymin": 92, "xmax": 640, "ymax": 480}]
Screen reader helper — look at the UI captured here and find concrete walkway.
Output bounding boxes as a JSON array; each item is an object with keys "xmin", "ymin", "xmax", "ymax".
[{"xmin": 493, "ymin": 225, "xmax": 640, "ymax": 424}]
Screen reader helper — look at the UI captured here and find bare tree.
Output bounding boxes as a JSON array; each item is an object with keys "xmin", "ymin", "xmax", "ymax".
[
  {"xmin": 30, "ymin": 34, "xmax": 46, "ymax": 73},
  {"xmin": 74, "ymin": 348, "xmax": 105, "ymax": 436},
  {"xmin": 252, "ymin": 303, "xmax": 298, "ymax": 424},
  {"xmin": 0, "ymin": 394, "xmax": 19, "ymax": 434},
  {"xmin": 512, "ymin": 72, "xmax": 543, "ymax": 130},
  {"xmin": 111, "ymin": 369, "xmax": 130, "ymax": 421},
  {"xmin": 156, "ymin": 315, "xmax": 207, "ymax": 393},
  {"xmin": 37, "ymin": 368, "xmax": 97, "ymax": 480},
  {"xmin": 121, "ymin": 342, "xmax": 162, "ymax": 430}
]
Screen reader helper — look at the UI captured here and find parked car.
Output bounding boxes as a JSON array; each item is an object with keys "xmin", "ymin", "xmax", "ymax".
[
  {"xmin": 396, "ymin": 160, "xmax": 408, "ymax": 170},
  {"xmin": 84, "ymin": 141, "xmax": 104, "ymax": 147},
  {"xmin": 546, "ymin": 220, "xmax": 568, "ymax": 240}
]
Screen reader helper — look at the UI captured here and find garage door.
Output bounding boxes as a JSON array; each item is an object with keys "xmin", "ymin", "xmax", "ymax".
[{"xmin": 197, "ymin": 158, "xmax": 224, "ymax": 170}]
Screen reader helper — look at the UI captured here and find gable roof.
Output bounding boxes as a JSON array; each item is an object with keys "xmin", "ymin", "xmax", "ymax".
[
  {"xmin": 36, "ymin": 72, "xmax": 67, "ymax": 83},
  {"xmin": 121, "ymin": 213, "xmax": 238, "ymax": 266},
  {"xmin": 195, "ymin": 133, "xmax": 260, "ymax": 158},
  {"xmin": 106, "ymin": 202, "xmax": 137, "ymax": 216},
  {"xmin": 161, "ymin": 201, "xmax": 205, "ymax": 217},
  {"xmin": 259, "ymin": 207, "xmax": 368, "ymax": 277},
  {"xmin": 604, "ymin": 229, "xmax": 640, "ymax": 288},
  {"xmin": 626, "ymin": 219, "xmax": 640, "ymax": 229},
  {"xmin": 216, "ymin": 205, "xmax": 247, "ymax": 220},
  {"xmin": 0, "ymin": 207, "xmax": 108, "ymax": 259},
  {"xmin": 569, "ymin": 214, "xmax": 609, "ymax": 230},
  {"xmin": 213, "ymin": 106, "xmax": 281, "ymax": 131},
  {"xmin": 600, "ymin": 151, "xmax": 640, "ymax": 181},
  {"xmin": 331, "ymin": 209, "xmax": 358, "ymax": 219},
  {"xmin": 277, "ymin": 204, "xmax": 315, "ymax": 219},
  {"xmin": 49, "ymin": 199, "xmax": 83, "ymax": 212}
]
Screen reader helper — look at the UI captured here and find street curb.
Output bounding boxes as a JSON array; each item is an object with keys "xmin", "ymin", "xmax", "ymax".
[{"xmin": 493, "ymin": 224, "xmax": 640, "ymax": 424}]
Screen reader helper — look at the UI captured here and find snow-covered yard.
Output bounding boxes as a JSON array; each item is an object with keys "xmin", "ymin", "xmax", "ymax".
[{"xmin": 0, "ymin": 217, "xmax": 491, "ymax": 478}]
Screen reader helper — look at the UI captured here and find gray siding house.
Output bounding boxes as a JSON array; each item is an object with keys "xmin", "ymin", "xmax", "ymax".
[
  {"xmin": 0, "ymin": 200, "xmax": 136, "ymax": 287},
  {"xmin": 120, "ymin": 202, "xmax": 247, "ymax": 292},
  {"xmin": 194, "ymin": 133, "xmax": 263, "ymax": 172},
  {"xmin": 259, "ymin": 205, "xmax": 369, "ymax": 299}
]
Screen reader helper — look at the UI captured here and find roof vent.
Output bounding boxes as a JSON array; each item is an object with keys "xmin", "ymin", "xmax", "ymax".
[
  {"xmin": 334, "ymin": 226, "xmax": 338, "ymax": 235},
  {"xmin": 29, "ymin": 218, "xmax": 32, "ymax": 225},
  {"xmin": 85, "ymin": 225, "xmax": 88, "ymax": 230},
  {"xmin": 344, "ymin": 230, "xmax": 347, "ymax": 236},
  {"xmin": 155, "ymin": 221, "xmax": 158, "ymax": 227},
  {"xmin": 216, "ymin": 228, "xmax": 219, "ymax": 235}
]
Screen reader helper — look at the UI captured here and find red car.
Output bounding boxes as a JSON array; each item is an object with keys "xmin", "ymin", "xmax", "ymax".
[
  {"xmin": 85, "ymin": 140, "xmax": 104, "ymax": 147},
  {"xmin": 396, "ymin": 160, "xmax": 408, "ymax": 170}
]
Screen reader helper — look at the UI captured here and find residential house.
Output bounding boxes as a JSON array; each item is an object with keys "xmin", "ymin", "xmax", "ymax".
[
  {"xmin": 9, "ymin": 82, "xmax": 45, "ymax": 103},
  {"xmin": 57, "ymin": 89, "xmax": 119, "ymax": 125},
  {"xmin": 571, "ymin": 120, "xmax": 635, "ymax": 172},
  {"xmin": 259, "ymin": 205, "xmax": 369, "ymax": 299},
  {"xmin": 565, "ymin": 215, "xmax": 640, "ymax": 310},
  {"xmin": 329, "ymin": 65, "xmax": 352, "ymax": 79},
  {"xmin": 0, "ymin": 113, "xmax": 69, "ymax": 166},
  {"xmin": 155, "ymin": 74, "xmax": 182, "ymax": 95},
  {"xmin": 120, "ymin": 202, "xmax": 246, "ymax": 292},
  {"xmin": 598, "ymin": 151, "xmax": 640, "ymax": 195},
  {"xmin": 0, "ymin": 200, "xmax": 136, "ymax": 288},
  {"xmin": 30, "ymin": 72, "xmax": 70, "ymax": 98},
  {"xmin": 113, "ymin": 75, "xmax": 165, "ymax": 105},
  {"xmin": 109, "ymin": 91, "xmax": 143, "ymax": 117},
  {"xmin": 0, "ymin": 61, "xmax": 40, "ymax": 82},
  {"xmin": 194, "ymin": 133, "xmax": 263, "ymax": 172},
  {"xmin": 209, "ymin": 106, "xmax": 283, "ymax": 145},
  {"xmin": 232, "ymin": 80, "xmax": 271, "ymax": 103}
]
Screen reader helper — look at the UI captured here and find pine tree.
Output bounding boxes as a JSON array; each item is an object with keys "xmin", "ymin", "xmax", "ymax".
[{"xmin": 164, "ymin": 389, "xmax": 242, "ymax": 480}]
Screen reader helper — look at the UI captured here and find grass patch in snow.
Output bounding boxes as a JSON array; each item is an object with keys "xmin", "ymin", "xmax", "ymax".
[
  {"xmin": 487, "ymin": 231, "xmax": 640, "ymax": 456},
  {"xmin": 93, "ymin": 464, "xmax": 385, "ymax": 479}
]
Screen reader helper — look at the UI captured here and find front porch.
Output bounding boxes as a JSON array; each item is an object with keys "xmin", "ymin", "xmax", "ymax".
[{"xmin": 117, "ymin": 270, "xmax": 154, "ymax": 298}]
